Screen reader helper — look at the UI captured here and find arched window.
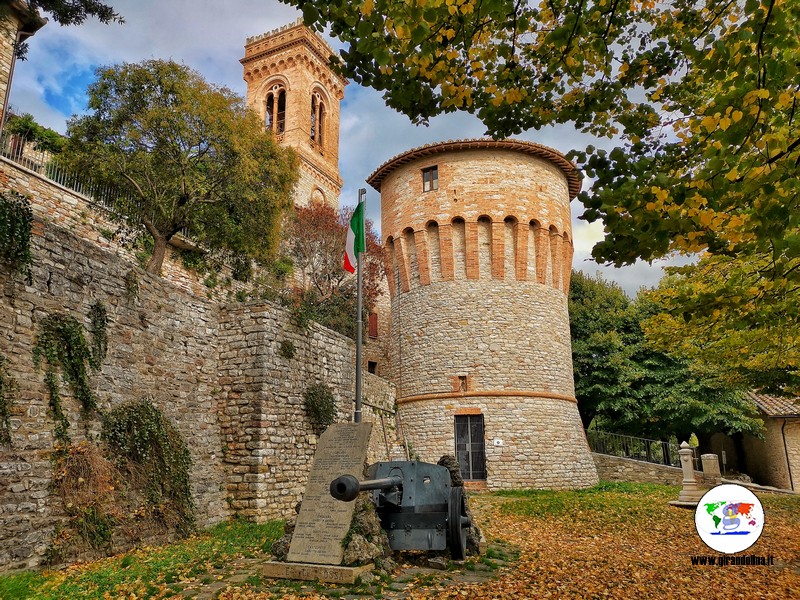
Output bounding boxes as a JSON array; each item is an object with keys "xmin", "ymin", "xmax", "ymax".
[
  {"xmin": 265, "ymin": 84, "xmax": 286, "ymax": 135},
  {"xmin": 310, "ymin": 91, "xmax": 325, "ymax": 147}
]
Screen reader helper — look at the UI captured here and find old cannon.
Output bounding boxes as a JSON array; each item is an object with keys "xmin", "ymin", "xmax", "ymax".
[{"xmin": 330, "ymin": 460, "xmax": 471, "ymax": 559}]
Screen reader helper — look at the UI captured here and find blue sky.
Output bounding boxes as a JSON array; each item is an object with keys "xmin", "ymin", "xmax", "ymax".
[{"xmin": 7, "ymin": 0, "xmax": 685, "ymax": 295}]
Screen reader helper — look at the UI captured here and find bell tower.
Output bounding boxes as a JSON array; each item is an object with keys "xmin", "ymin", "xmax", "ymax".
[{"xmin": 242, "ymin": 19, "xmax": 345, "ymax": 208}]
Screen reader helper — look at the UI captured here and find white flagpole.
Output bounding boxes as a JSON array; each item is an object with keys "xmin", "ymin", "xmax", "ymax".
[{"xmin": 354, "ymin": 188, "xmax": 366, "ymax": 423}]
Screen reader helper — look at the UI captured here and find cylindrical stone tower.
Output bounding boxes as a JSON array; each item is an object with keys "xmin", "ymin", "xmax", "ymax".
[{"xmin": 367, "ymin": 139, "xmax": 598, "ymax": 490}]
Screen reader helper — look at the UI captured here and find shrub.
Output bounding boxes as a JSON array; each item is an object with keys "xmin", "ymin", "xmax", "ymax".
[
  {"xmin": 0, "ymin": 191, "xmax": 33, "ymax": 281},
  {"xmin": 304, "ymin": 382, "xmax": 337, "ymax": 435},
  {"xmin": 102, "ymin": 398, "xmax": 195, "ymax": 534}
]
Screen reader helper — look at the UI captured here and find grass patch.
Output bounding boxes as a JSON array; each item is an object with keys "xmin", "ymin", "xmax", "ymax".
[
  {"xmin": 495, "ymin": 481, "xmax": 680, "ymax": 523},
  {"xmin": 0, "ymin": 571, "xmax": 48, "ymax": 600},
  {"xmin": 0, "ymin": 519, "xmax": 283, "ymax": 599}
]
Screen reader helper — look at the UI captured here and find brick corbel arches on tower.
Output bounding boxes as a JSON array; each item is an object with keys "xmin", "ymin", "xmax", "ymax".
[{"xmin": 383, "ymin": 215, "xmax": 575, "ymax": 298}]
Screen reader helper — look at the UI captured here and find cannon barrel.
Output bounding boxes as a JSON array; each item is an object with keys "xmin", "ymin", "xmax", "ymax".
[{"xmin": 330, "ymin": 474, "xmax": 403, "ymax": 502}]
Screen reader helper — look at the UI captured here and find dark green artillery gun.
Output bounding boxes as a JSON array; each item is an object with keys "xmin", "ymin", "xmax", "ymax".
[{"xmin": 329, "ymin": 460, "xmax": 471, "ymax": 559}]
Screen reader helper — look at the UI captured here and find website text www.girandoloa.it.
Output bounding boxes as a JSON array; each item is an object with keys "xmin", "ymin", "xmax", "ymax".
[{"xmin": 691, "ymin": 555, "xmax": 774, "ymax": 566}]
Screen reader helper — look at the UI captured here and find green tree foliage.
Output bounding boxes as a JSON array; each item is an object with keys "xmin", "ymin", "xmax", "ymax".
[
  {"xmin": 642, "ymin": 251, "xmax": 800, "ymax": 395},
  {"xmin": 283, "ymin": 202, "xmax": 384, "ymax": 338},
  {"xmin": 5, "ymin": 113, "xmax": 65, "ymax": 154},
  {"xmin": 569, "ymin": 270, "xmax": 635, "ymax": 429},
  {"xmin": 288, "ymin": 0, "xmax": 799, "ymax": 346},
  {"xmin": 62, "ymin": 60, "xmax": 298, "ymax": 274},
  {"xmin": 569, "ymin": 271, "xmax": 762, "ymax": 440},
  {"xmin": 20, "ymin": 0, "xmax": 120, "ymax": 25}
]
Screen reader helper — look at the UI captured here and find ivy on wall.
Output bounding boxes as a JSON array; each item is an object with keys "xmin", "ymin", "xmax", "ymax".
[
  {"xmin": 88, "ymin": 302, "xmax": 109, "ymax": 365},
  {"xmin": 278, "ymin": 340, "xmax": 296, "ymax": 360},
  {"xmin": 0, "ymin": 354, "xmax": 16, "ymax": 446},
  {"xmin": 102, "ymin": 398, "xmax": 195, "ymax": 534},
  {"xmin": 32, "ymin": 303, "xmax": 108, "ymax": 445},
  {"xmin": 0, "ymin": 190, "xmax": 34, "ymax": 282},
  {"xmin": 304, "ymin": 382, "xmax": 337, "ymax": 435},
  {"xmin": 49, "ymin": 397, "xmax": 196, "ymax": 562}
]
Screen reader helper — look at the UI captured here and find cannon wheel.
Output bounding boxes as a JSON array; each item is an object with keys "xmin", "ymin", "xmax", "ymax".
[{"xmin": 448, "ymin": 486, "xmax": 468, "ymax": 560}]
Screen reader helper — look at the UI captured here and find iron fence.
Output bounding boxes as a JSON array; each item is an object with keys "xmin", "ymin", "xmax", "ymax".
[
  {"xmin": 586, "ymin": 429, "xmax": 699, "ymax": 469},
  {"xmin": 0, "ymin": 131, "xmax": 133, "ymax": 211}
]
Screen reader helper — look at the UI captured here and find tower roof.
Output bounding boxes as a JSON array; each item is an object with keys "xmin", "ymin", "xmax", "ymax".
[
  {"xmin": 366, "ymin": 138, "xmax": 582, "ymax": 199},
  {"xmin": 241, "ymin": 19, "xmax": 344, "ymax": 87}
]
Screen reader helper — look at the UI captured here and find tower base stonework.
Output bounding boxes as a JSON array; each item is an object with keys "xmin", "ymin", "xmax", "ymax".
[{"xmin": 399, "ymin": 395, "xmax": 598, "ymax": 490}]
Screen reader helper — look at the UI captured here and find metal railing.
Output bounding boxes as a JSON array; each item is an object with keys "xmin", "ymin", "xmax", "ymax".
[
  {"xmin": 0, "ymin": 131, "xmax": 134, "ymax": 211},
  {"xmin": 586, "ymin": 429, "xmax": 699, "ymax": 469}
]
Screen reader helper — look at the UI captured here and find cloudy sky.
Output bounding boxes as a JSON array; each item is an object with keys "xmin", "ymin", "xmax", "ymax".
[{"xmin": 8, "ymin": 0, "xmax": 682, "ymax": 295}]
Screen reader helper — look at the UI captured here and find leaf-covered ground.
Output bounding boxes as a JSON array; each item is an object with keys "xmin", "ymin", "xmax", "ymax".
[
  {"xmin": 409, "ymin": 482, "xmax": 800, "ymax": 600},
  {"xmin": 2, "ymin": 482, "xmax": 798, "ymax": 599}
]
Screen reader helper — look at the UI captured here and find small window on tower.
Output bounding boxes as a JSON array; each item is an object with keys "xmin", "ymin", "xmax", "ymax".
[
  {"xmin": 422, "ymin": 166, "xmax": 438, "ymax": 192},
  {"xmin": 368, "ymin": 312, "xmax": 378, "ymax": 338}
]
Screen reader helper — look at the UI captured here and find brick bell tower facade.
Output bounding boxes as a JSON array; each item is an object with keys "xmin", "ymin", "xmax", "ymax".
[
  {"xmin": 368, "ymin": 139, "xmax": 598, "ymax": 490},
  {"xmin": 241, "ymin": 20, "xmax": 345, "ymax": 208}
]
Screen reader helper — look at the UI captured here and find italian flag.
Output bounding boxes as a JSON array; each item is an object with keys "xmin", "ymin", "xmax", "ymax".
[{"xmin": 343, "ymin": 202, "xmax": 366, "ymax": 274}]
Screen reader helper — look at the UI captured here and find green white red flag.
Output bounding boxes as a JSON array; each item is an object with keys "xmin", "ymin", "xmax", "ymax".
[{"xmin": 343, "ymin": 202, "xmax": 366, "ymax": 273}]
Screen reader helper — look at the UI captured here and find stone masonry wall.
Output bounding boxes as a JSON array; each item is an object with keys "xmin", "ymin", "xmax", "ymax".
[
  {"xmin": 742, "ymin": 417, "xmax": 800, "ymax": 490},
  {"xmin": 401, "ymin": 395, "xmax": 598, "ymax": 490},
  {"xmin": 0, "ymin": 157, "xmax": 234, "ymax": 298},
  {"xmin": 390, "ymin": 281, "xmax": 575, "ymax": 399},
  {"xmin": 363, "ymin": 371, "xmax": 398, "ymax": 462},
  {"xmin": 374, "ymin": 141, "xmax": 596, "ymax": 490},
  {"xmin": 216, "ymin": 303, "xmax": 395, "ymax": 522},
  {"xmin": 591, "ymin": 454, "xmax": 701, "ymax": 486},
  {"xmin": 0, "ymin": 157, "xmax": 398, "ymax": 571}
]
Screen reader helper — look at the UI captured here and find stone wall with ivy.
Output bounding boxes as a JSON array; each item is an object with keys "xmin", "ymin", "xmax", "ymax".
[
  {"xmin": 0, "ymin": 222, "xmax": 229, "ymax": 571},
  {"xmin": 0, "ymin": 175, "xmax": 398, "ymax": 571}
]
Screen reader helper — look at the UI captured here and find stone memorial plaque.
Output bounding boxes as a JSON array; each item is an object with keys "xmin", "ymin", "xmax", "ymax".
[{"xmin": 287, "ymin": 422, "xmax": 372, "ymax": 565}]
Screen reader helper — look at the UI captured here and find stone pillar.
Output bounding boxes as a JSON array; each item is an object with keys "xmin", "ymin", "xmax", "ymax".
[
  {"xmin": 676, "ymin": 441, "xmax": 704, "ymax": 504},
  {"xmin": 701, "ymin": 453, "xmax": 722, "ymax": 485}
]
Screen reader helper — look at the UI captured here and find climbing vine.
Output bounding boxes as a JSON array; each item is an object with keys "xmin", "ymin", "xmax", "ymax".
[
  {"xmin": 304, "ymin": 382, "xmax": 337, "ymax": 435},
  {"xmin": 278, "ymin": 340, "xmax": 296, "ymax": 360},
  {"xmin": 123, "ymin": 269, "xmax": 139, "ymax": 300},
  {"xmin": 88, "ymin": 301, "xmax": 108, "ymax": 365},
  {"xmin": 0, "ymin": 190, "xmax": 33, "ymax": 282},
  {"xmin": 0, "ymin": 354, "xmax": 16, "ymax": 446},
  {"xmin": 33, "ymin": 309, "xmax": 105, "ymax": 445},
  {"xmin": 102, "ymin": 398, "xmax": 195, "ymax": 533},
  {"xmin": 47, "ymin": 399, "xmax": 195, "ymax": 563}
]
